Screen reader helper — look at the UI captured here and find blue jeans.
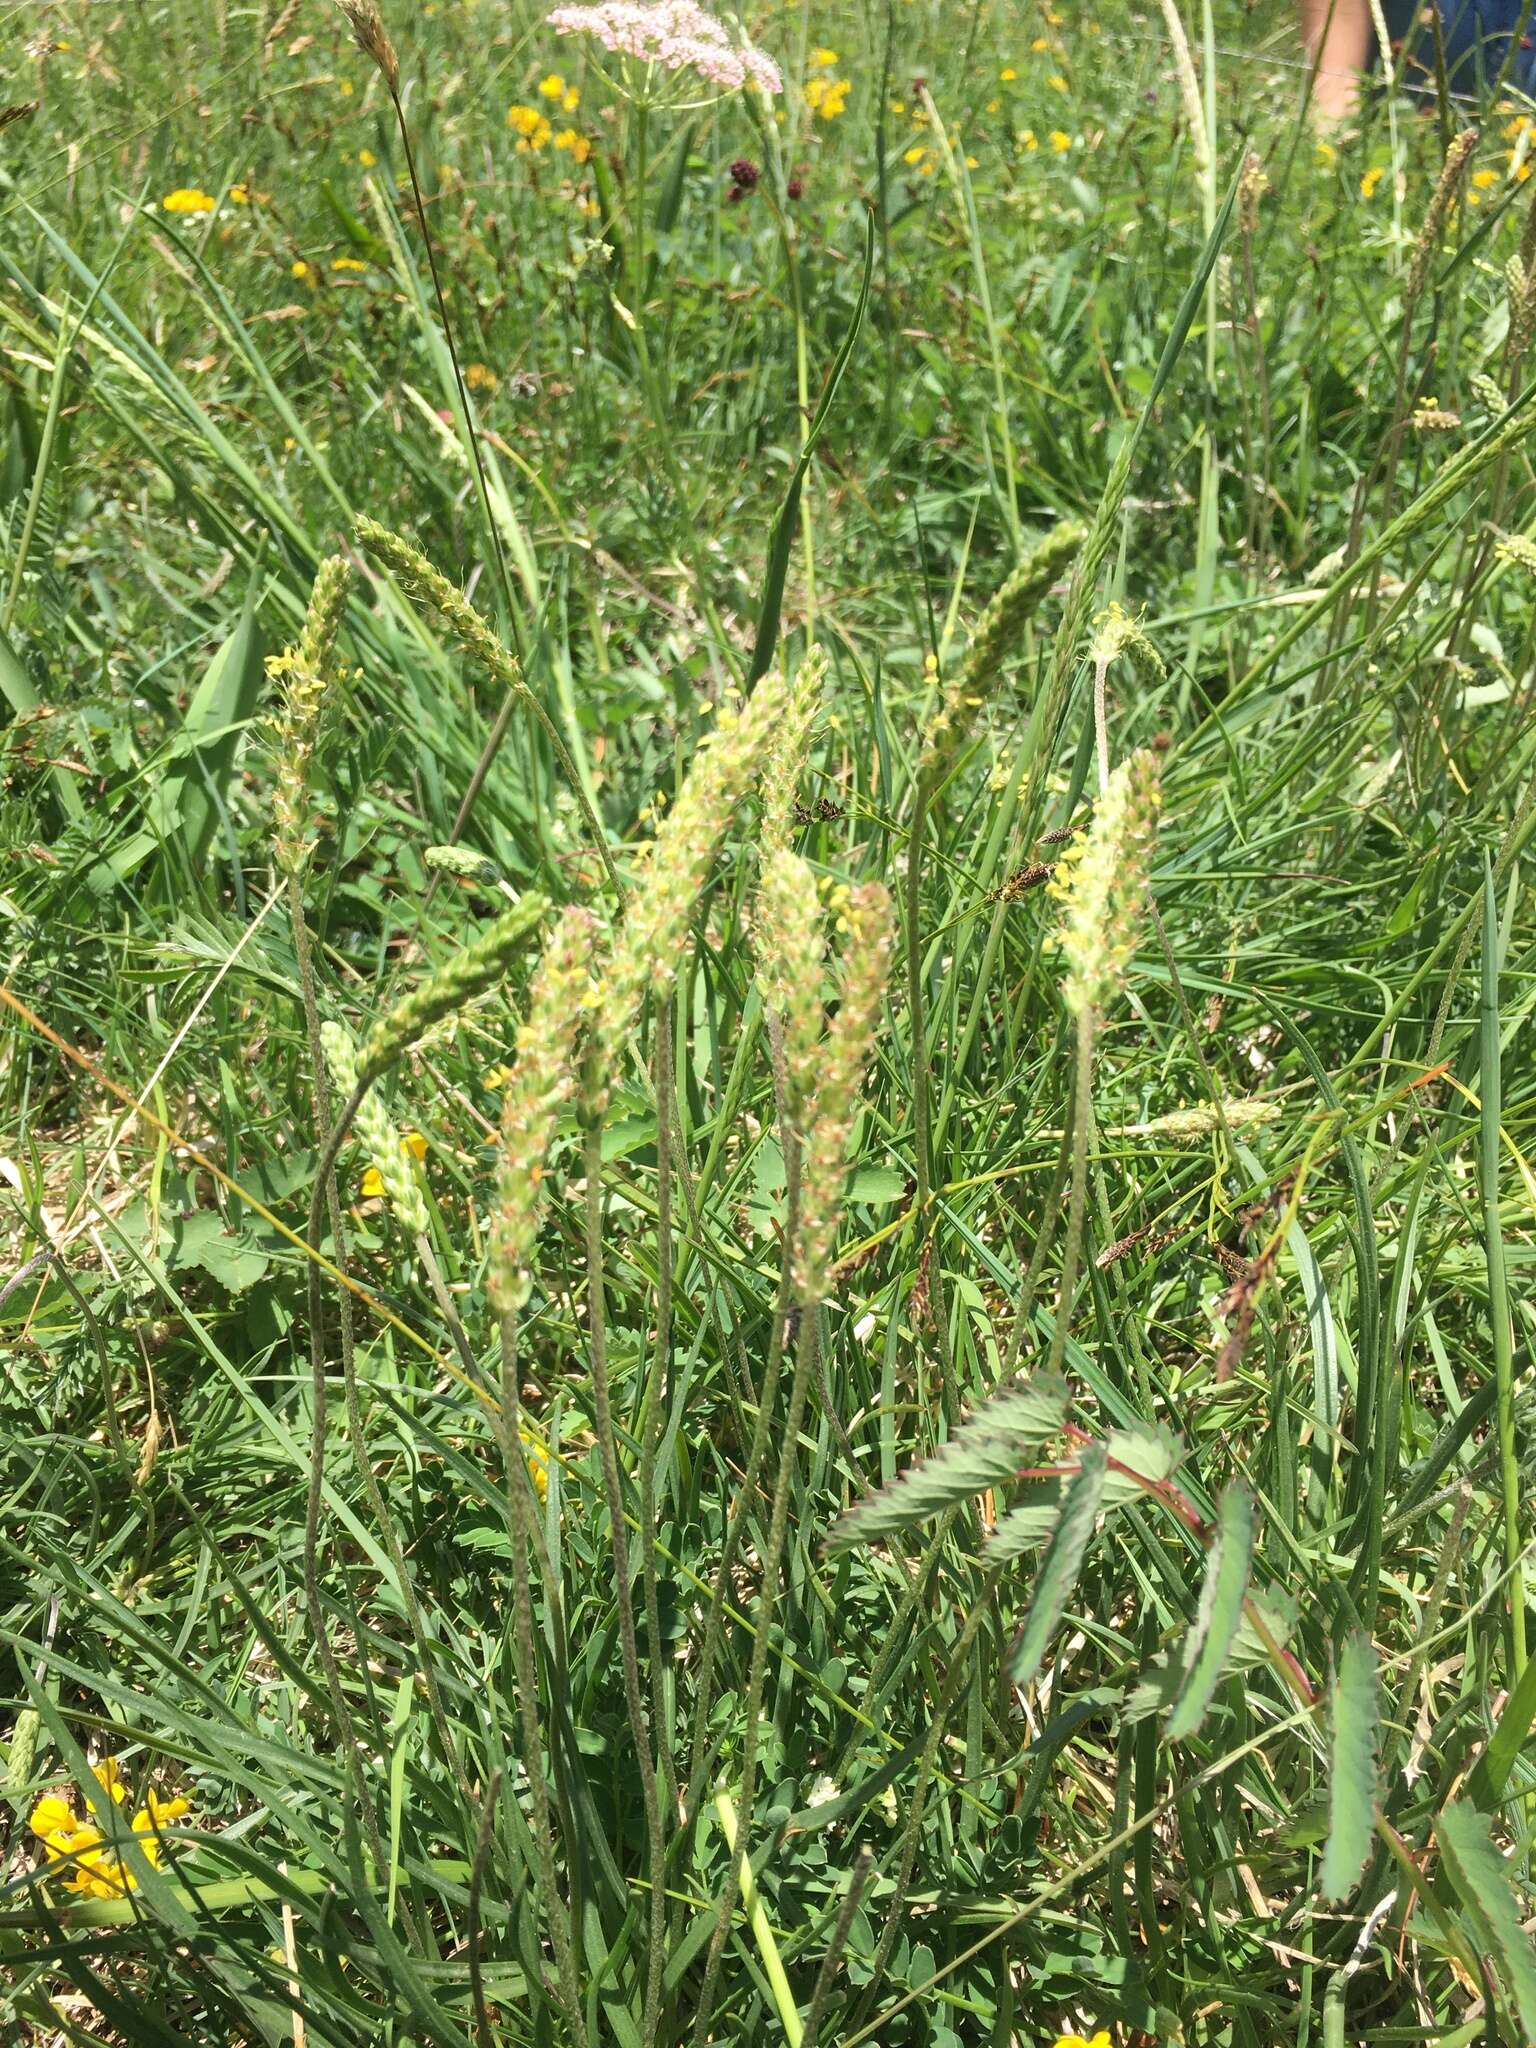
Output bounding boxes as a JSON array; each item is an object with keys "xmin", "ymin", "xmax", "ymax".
[{"xmin": 1384, "ymin": 0, "xmax": 1536, "ymax": 95}]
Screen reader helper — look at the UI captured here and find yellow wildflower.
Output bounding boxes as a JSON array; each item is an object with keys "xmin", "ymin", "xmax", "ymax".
[
  {"xmin": 804, "ymin": 74, "xmax": 849, "ymax": 118},
  {"xmin": 1316, "ymin": 138, "xmax": 1336, "ymax": 165},
  {"xmin": 509, "ymin": 103, "xmax": 553, "ymax": 149},
  {"xmin": 811, "ymin": 45, "xmax": 838, "ymax": 66},
  {"xmin": 1000, "ymin": 64, "xmax": 1017, "ymax": 79},
  {"xmin": 986, "ymin": 97, "xmax": 1001, "ymax": 111},
  {"xmin": 359, "ymin": 146, "xmax": 378, "ymax": 166},
  {"xmin": 522, "ymin": 1427, "xmax": 550, "ymax": 1501},
  {"xmin": 554, "ymin": 127, "xmax": 591, "ymax": 162},
  {"xmin": 1048, "ymin": 72, "xmax": 1069, "ymax": 92},
  {"xmin": 1472, "ymin": 166, "xmax": 1498, "ymax": 189},
  {"xmin": 1053, "ymin": 2034, "xmax": 1112, "ymax": 2048},
  {"xmin": 1020, "ymin": 127, "xmax": 1039, "ymax": 151},
  {"xmin": 562, "ymin": 86, "xmax": 579, "ymax": 110},
  {"xmin": 904, "ymin": 144, "xmax": 928, "ymax": 165},
  {"xmin": 31, "ymin": 1763, "xmax": 192, "ymax": 1902},
  {"xmin": 538, "ymin": 73, "xmax": 566, "ymax": 98},
  {"xmin": 162, "ymin": 187, "xmax": 216, "ymax": 214},
  {"xmin": 1049, "ymin": 129, "xmax": 1071, "ymax": 151},
  {"xmin": 465, "ymin": 361, "xmax": 499, "ymax": 389},
  {"xmin": 1032, "ymin": 36, "xmax": 1051, "ymax": 50},
  {"xmin": 291, "ymin": 259, "xmax": 315, "ymax": 282},
  {"xmin": 331, "ymin": 255, "xmax": 367, "ymax": 270},
  {"xmin": 361, "ymin": 1127, "xmax": 427, "ymax": 1198},
  {"xmin": 1360, "ymin": 164, "xmax": 1384, "ymax": 198}
]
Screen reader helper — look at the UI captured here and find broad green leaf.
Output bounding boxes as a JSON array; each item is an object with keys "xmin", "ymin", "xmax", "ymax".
[
  {"xmin": 1007, "ymin": 1442, "xmax": 1106, "ymax": 1689},
  {"xmin": 1319, "ymin": 1629, "xmax": 1379, "ymax": 1901},
  {"xmin": 1435, "ymin": 1799, "xmax": 1536, "ymax": 2040},
  {"xmin": 1166, "ymin": 1482, "xmax": 1254, "ymax": 1740},
  {"xmin": 825, "ymin": 1375, "xmax": 1069, "ymax": 1551}
]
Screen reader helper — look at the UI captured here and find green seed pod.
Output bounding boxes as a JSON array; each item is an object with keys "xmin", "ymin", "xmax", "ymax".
[
  {"xmin": 359, "ymin": 897, "xmax": 547, "ymax": 1083},
  {"xmin": 794, "ymin": 882, "xmax": 893, "ymax": 1300}
]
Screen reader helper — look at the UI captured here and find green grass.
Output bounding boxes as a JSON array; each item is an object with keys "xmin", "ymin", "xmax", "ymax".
[{"xmin": 3, "ymin": 2, "xmax": 1536, "ymax": 2043}]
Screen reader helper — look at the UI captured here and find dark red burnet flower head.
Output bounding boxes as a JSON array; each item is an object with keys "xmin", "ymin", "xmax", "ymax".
[{"xmin": 726, "ymin": 156, "xmax": 758, "ymax": 202}]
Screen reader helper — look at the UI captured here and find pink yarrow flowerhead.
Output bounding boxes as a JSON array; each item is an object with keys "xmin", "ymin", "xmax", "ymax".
[{"xmin": 546, "ymin": 3, "xmax": 782, "ymax": 95}]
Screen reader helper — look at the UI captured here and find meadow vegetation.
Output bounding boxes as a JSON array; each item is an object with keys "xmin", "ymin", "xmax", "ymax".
[{"xmin": 4, "ymin": 1, "xmax": 1536, "ymax": 2042}]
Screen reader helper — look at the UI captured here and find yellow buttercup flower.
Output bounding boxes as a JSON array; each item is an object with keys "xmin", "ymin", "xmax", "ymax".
[
  {"xmin": 465, "ymin": 361, "xmax": 499, "ymax": 390},
  {"xmin": 331, "ymin": 255, "xmax": 367, "ymax": 271},
  {"xmin": 811, "ymin": 45, "xmax": 838, "ymax": 66},
  {"xmin": 538, "ymin": 72, "xmax": 566, "ymax": 98},
  {"xmin": 1360, "ymin": 165, "xmax": 1384, "ymax": 198},
  {"xmin": 1053, "ymin": 2033, "xmax": 1112, "ymax": 2048},
  {"xmin": 1019, "ymin": 127, "xmax": 1039, "ymax": 152},
  {"xmin": 554, "ymin": 128, "xmax": 592, "ymax": 162},
  {"xmin": 1000, "ymin": 65, "xmax": 1017, "ymax": 80},
  {"xmin": 31, "ymin": 1763, "xmax": 192, "ymax": 1901},
  {"xmin": 1471, "ymin": 167, "xmax": 1498, "ymax": 189},
  {"xmin": 162, "ymin": 187, "xmax": 217, "ymax": 214},
  {"xmin": 291, "ymin": 259, "xmax": 316, "ymax": 284},
  {"xmin": 1048, "ymin": 72, "xmax": 1069, "ymax": 92},
  {"xmin": 359, "ymin": 147, "xmax": 378, "ymax": 166},
  {"xmin": 1048, "ymin": 129, "xmax": 1072, "ymax": 151}
]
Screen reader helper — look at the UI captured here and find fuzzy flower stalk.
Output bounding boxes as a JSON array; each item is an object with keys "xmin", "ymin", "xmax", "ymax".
[
  {"xmin": 589, "ymin": 665, "xmax": 792, "ymax": 1099},
  {"xmin": 920, "ymin": 520, "xmax": 1085, "ymax": 784},
  {"xmin": 792, "ymin": 882, "xmax": 893, "ymax": 1301},
  {"xmin": 1087, "ymin": 603, "xmax": 1164, "ymax": 795},
  {"xmin": 1045, "ymin": 747, "xmax": 1162, "ymax": 1370},
  {"xmin": 271, "ymin": 553, "xmax": 351, "ymax": 876},
  {"xmin": 753, "ymin": 848, "xmax": 826, "ymax": 1131},
  {"xmin": 758, "ymin": 648, "xmax": 826, "ymax": 856},
  {"xmin": 546, "ymin": 2, "xmax": 782, "ymax": 100},
  {"xmin": 320, "ymin": 1021, "xmax": 430, "ymax": 1238},
  {"xmin": 487, "ymin": 907, "xmax": 597, "ymax": 1310}
]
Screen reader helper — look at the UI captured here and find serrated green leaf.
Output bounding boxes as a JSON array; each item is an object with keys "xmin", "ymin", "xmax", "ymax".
[
  {"xmin": 1166, "ymin": 1482, "xmax": 1254, "ymax": 1740},
  {"xmin": 1435, "ymin": 1799, "xmax": 1536, "ymax": 2040},
  {"xmin": 1007, "ymin": 1442, "xmax": 1106, "ymax": 1689},
  {"xmin": 986, "ymin": 1482, "xmax": 1062, "ymax": 1563},
  {"xmin": 825, "ymin": 1375, "xmax": 1070, "ymax": 1551},
  {"xmin": 1101, "ymin": 1421, "xmax": 1184, "ymax": 1505},
  {"xmin": 1320, "ymin": 1630, "xmax": 1379, "ymax": 1901}
]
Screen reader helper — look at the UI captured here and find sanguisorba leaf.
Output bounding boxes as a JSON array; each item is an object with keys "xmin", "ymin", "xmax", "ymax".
[
  {"xmin": 1435, "ymin": 1799, "xmax": 1536, "ymax": 2041},
  {"xmin": 1319, "ymin": 1629, "xmax": 1379, "ymax": 1902},
  {"xmin": 825, "ymin": 1375, "xmax": 1070, "ymax": 1552},
  {"xmin": 1165, "ymin": 1482, "xmax": 1254, "ymax": 1741},
  {"xmin": 1006, "ymin": 1442, "xmax": 1106, "ymax": 1690}
]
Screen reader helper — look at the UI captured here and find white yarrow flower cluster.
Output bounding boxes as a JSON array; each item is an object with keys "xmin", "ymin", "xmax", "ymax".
[{"xmin": 546, "ymin": 2, "xmax": 782, "ymax": 94}]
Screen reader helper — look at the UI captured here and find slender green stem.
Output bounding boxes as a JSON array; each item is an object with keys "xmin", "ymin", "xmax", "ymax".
[
  {"xmin": 1480, "ymin": 857, "xmax": 1526, "ymax": 1680},
  {"xmin": 691, "ymin": 1299, "xmax": 822, "ymax": 2047},
  {"xmin": 1048, "ymin": 1008, "xmax": 1097, "ymax": 1377},
  {"xmin": 497, "ymin": 1306, "xmax": 586, "ymax": 2041},
  {"xmin": 582, "ymin": 1113, "xmax": 666, "ymax": 2044}
]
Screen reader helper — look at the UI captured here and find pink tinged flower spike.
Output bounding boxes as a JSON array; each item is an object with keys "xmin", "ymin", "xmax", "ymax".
[{"xmin": 545, "ymin": 2, "xmax": 781, "ymax": 95}]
